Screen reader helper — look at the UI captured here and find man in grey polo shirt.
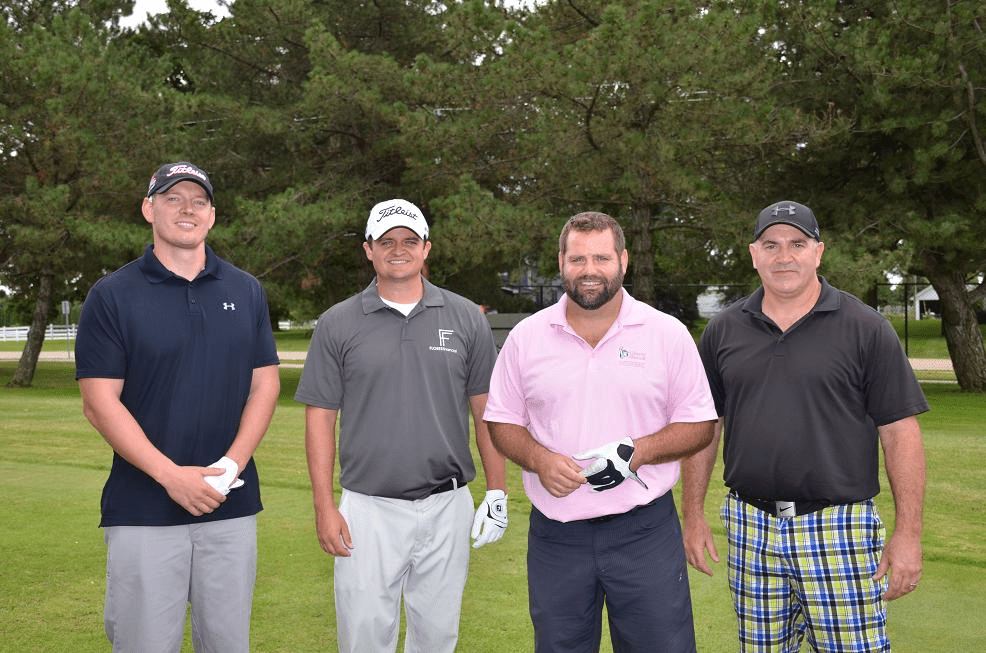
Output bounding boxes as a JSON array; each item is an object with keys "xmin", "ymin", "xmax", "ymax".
[{"xmin": 295, "ymin": 198, "xmax": 508, "ymax": 653}]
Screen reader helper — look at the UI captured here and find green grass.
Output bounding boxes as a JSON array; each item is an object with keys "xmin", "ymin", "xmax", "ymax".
[
  {"xmin": 1, "ymin": 363, "xmax": 985, "ymax": 651},
  {"xmin": 885, "ymin": 316, "xmax": 986, "ymax": 359},
  {"xmin": 0, "ymin": 339, "xmax": 76, "ymax": 353},
  {"xmin": 273, "ymin": 329, "xmax": 315, "ymax": 352},
  {"xmin": 0, "ymin": 329, "xmax": 312, "ymax": 353},
  {"xmin": 7, "ymin": 317, "xmax": 984, "ymax": 357}
]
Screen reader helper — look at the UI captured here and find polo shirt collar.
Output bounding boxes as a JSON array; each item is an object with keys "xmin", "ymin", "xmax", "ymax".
[
  {"xmin": 137, "ymin": 244, "xmax": 223, "ymax": 284},
  {"xmin": 741, "ymin": 275, "xmax": 840, "ymax": 317},
  {"xmin": 361, "ymin": 276, "xmax": 445, "ymax": 315},
  {"xmin": 813, "ymin": 276, "xmax": 840, "ymax": 312}
]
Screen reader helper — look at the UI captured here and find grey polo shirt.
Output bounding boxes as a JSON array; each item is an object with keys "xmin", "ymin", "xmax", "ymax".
[
  {"xmin": 699, "ymin": 277, "xmax": 929, "ymax": 503},
  {"xmin": 295, "ymin": 278, "xmax": 497, "ymax": 500}
]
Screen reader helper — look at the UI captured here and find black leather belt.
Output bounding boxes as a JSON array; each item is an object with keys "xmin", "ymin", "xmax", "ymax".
[
  {"xmin": 582, "ymin": 497, "xmax": 659, "ymax": 523},
  {"xmin": 730, "ymin": 490, "xmax": 832, "ymax": 517},
  {"xmin": 430, "ymin": 477, "xmax": 466, "ymax": 495}
]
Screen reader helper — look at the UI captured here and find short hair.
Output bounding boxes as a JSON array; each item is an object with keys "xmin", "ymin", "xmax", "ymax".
[{"xmin": 559, "ymin": 212, "xmax": 626, "ymax": 256}]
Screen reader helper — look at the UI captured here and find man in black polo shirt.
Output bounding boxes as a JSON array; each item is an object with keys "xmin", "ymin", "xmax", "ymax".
[
  {"xmin": 681, "ymin": 201, "xmax": 928, "ymax": 652},
  {"xmin": 76, "ymin": 162, "xmax": 280, "ymax": 652}
]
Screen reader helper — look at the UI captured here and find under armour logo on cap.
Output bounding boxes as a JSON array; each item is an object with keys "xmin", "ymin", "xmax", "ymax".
[{"xmin": 753, "ymin": 201, "xmax": 820, "ymax": 240}]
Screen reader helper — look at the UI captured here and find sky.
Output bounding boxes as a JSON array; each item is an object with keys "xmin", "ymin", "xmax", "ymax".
[
  {"xmin": 121, "ymin": 0, "xmax": 229, "ymax": 28},
  {"xmin": 122, "ymin": 0, "xmax": 543, "ymax": 27}
]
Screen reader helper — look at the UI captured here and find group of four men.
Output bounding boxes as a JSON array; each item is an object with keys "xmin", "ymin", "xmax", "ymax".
[{"xmin": 76, "ymin": 161, "xmax": 926, "ymax": 652}]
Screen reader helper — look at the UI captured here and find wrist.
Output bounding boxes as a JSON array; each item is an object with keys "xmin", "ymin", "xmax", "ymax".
[
  {"xmin": 892, "ymin": 523, "xmax": 923, "ymax": 539},
  {"xmin": 625, "ymin": 436, "xmax": 641, "ymax": 472},
  {"xmin": 681, "ymin": 504, "xmax": 707, "ymax": 521},
  {"xmin": 222, "ymin": 452, "xmax": 247, "ymax": 473}
]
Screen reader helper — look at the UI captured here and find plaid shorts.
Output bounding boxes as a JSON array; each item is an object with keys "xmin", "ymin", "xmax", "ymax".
[{"xmin": 721, "ymin": 494, "xmax": 889, "ymax": 653}]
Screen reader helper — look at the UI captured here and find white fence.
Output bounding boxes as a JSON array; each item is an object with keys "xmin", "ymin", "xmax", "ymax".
[{"xmin": 0, "ymin": 324, "xmax": 78, "ymax": 342}]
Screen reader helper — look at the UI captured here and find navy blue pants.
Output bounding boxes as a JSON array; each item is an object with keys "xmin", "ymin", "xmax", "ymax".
[{"xmin": 527, "ymin": 491, "xmax": 697, "ymax": 653}]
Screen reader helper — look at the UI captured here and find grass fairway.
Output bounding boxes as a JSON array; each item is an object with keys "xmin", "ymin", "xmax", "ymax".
[{"xmin": 1, "ymin": 362, "xmax": 984, "ymax": 651}]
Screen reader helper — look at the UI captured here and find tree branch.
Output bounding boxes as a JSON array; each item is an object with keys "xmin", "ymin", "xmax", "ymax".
[{"xmin": 958, "ymin": 62, "xmax": 986, "ymax": 168}]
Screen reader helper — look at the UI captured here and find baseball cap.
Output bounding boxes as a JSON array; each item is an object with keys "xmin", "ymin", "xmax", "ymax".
[
  {"xmin": 753, "ymin": 201, "xmax": 820, "ymax": 240},
  {"xmin": 365, "ymin": 199, "xmax": 429, "ymax": 241},
  {"xmin": 146, "ymin": 162, "xmax": 214, "ymax": 201}
]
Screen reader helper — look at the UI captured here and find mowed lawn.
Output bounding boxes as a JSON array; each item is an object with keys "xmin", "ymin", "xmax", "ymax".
[{"xmin": 1, "ymin": 361, "xmax": 984, "ymax": 652}]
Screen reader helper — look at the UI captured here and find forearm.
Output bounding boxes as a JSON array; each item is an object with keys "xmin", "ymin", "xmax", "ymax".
[
  {"xmin": 879, "ymin": 416, "xmax": 926, "ymax": 537},
  {"xmin": 488, "ymin": 420, "xmax": 588, "ymax": 498},
  {"xmin": 680, "ymin": 419, "xmax": 722, "ymax": 520},
  {"xmin": 470, "ymin": 395, "xmax": 506, "ymax": 491},
  {"xmin": 79, "ymin": 377, "xmax": 179, "ymax": 484},
  {"xmin": 225, "ymin": 365, "xmax": 280, "ymax": 471},
  {"xmin": 486, "ymin": 421, "xmax": 549, "ymax": 473},
  {"xmin": 305, "ymin": 406, "xmax": 340, "ymax": 510},
  {"xmin": 632, "ymin": 420, "xmax": 716, "ymax": 470}
]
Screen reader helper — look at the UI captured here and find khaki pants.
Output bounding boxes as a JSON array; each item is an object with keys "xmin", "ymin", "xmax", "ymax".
[{"xmin": 334, "ymin": 487, "xmax": 473, "ymax": 653}]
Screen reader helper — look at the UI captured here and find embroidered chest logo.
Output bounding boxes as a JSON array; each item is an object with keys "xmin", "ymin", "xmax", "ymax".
[
  {"xmin": 430, "ymin": 329, "xmax": 458, "ymax": 354},
  {"xmin": 618, "ymin": 346, "xmax": 646, "ymax": 368},
  {"xmin": 222, "ymin": 302, "xmax": 236, "ymax": 311}
]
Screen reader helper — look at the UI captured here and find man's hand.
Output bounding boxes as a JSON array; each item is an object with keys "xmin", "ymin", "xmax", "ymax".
[
  {"xmin": 574, "ymin": 436, "xmax": 648, "ymax": 492},
  {"xmin": 315, "ymin": 504, "xmax": 354, "ymax": 557},
  {"xmin": 471, "ymin": 489, "xmax": 508, "ymax": 549},
  {"xmin": 532, "ymin": 451, "xmax": 588, "ymax": 497},
  {"xmin": 875, "ymin": 531, "xmax": 922, "ymax": 600},
  {"xmin": 683, "ymin": 513, "xmax": 720, "ymax": 576},
  {"xmin": 204, "ymin": 456, "xmax": 245, "ymax": 496},
  {"xmin": 159, "ymin": 465, "xmax": 226, "ymax": 516}
]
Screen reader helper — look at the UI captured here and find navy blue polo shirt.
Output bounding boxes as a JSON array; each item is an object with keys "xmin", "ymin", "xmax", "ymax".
[
  {"xmin": 76, "ymin": 244, "xmax": 280, "ymax": 527},
  {"xmin": 699, "ymin": 277, "xmax": 928, "ymax": 503}
]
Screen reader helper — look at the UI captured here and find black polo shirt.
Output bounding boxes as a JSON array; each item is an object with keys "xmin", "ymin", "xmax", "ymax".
[
  {"xmin": 699, "ymin": 277, "xmax": 928, "ymax": 503},
  {"xmin": 76, "ymin": 244, "xmax": 280, "ymax": 526}
]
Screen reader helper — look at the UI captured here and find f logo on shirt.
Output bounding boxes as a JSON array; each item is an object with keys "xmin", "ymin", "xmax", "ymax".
[{"xmin": 438, "ymin": 329, "xmax": 454, "ymax": 347}]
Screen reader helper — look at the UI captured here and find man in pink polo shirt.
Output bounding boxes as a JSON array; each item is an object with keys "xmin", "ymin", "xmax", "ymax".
[{"xmin": 484, "ymin": 211, "xmax": 717, "ymax": 653}]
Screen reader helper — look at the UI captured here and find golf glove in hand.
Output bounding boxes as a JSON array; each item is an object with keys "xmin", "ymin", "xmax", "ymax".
[
  {"xmin": 574, "ymin": 437, "xmax": 649, "ymax": 492},
  {"xmin": 204, "ymin": 456, "xmax": 245, "ymax": 496},
  {"xmin": 471, "ymin": 489, "xmax": 508, "ymax": 548}
]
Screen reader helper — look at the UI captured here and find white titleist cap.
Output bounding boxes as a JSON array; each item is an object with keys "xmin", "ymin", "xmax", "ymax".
[{"xmin": 365, "ymin": 199, "xmax": 429, "ymax": 241}]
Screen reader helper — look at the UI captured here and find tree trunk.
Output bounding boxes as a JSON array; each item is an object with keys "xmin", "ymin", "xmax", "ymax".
[
  {"xmin": 6, "ymin": 270, "xmax": 54, "ymax": 388},
  {"xmin": 627, "ymin": 205, "xmax": 654, "ymax": 307},
  {"xmin": 926, "ymin": 268, "xmax": 986, "ymax": 392}
]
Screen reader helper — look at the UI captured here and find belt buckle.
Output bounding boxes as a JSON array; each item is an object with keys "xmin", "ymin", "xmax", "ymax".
[{"xmin": 775, "ymin": 501, "xmax": 796, "ymax": 517}]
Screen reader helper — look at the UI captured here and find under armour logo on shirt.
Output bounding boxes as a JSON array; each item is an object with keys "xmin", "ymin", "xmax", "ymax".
[{"xmin": 222, "ymin": 302, "xmax": 236, "ymax": 311}]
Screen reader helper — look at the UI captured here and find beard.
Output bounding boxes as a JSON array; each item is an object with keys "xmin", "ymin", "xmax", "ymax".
[{"xmin": 564, "ymin": 267, "xmax": 624, "ymax": 310}]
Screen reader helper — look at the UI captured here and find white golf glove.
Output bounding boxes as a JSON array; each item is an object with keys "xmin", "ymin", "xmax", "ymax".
[
  {"xmin": 204, "ymin": 456, "xmax": 245, "ymax": 496},
  {"xmin": 471, "ymin": 489, "xmax": 508, "ymax": 549},
  {"xmin": 574, "ymin": 436, "xmax": 648, "ymax": 492}
]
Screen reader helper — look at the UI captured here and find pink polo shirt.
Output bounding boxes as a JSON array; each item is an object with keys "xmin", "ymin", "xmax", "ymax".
[{"xmin": 484, "ymin": 290, "xmax": 716, "ymax": 522}]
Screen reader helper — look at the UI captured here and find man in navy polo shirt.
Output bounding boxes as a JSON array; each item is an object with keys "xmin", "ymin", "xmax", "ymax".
[
  {"xmin": 295, "ymin": 199, "xmax": 507, "ymax": 653},
  {"xmin": 682, "ymin": 201, "xmax": 928, "ymax": 652},
  {"xmin": 76, "ymin": 161, "xmax": 280, "ymax": 652}
]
